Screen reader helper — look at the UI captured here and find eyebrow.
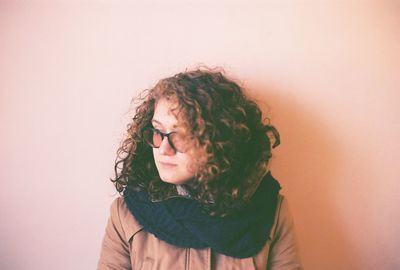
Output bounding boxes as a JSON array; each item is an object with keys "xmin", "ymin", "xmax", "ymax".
[{"xmin": 151, "ymin": 119, "xmax": 178, "ymax": 128}]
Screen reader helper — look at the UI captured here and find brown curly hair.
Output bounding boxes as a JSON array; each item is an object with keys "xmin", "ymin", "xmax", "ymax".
[{"xmin": 111, "ymin": 67, "xmax": 280, "ymax": 216}]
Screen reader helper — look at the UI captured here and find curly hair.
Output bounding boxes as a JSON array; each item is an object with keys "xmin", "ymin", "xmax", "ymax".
[{"xmin": 111, "ymin": 67, "xmax": 280, "ymax": 216}]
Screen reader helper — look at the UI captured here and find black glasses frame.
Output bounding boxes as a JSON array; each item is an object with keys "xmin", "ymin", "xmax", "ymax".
[{"xmin": 142, "ymin": 127, "xmax": 186, "ymax": 153}]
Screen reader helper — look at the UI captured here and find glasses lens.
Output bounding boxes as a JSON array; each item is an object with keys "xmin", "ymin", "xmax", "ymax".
[
  {"xmin": 143, "ymin": 128, "xmax": 162, "ymax": 147},
  {"xmin": 142, "ymin": 128, "xmax": 191, "ymax": 153},
  {"xmin": 170, "ymin": 133, "xmax": 190, "ymax": 153}
]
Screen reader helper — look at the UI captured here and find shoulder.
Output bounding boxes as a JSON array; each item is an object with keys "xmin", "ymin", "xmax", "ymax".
[
  {"xmin": 109, "ymin": 196, "xmax": 143, "ymax": 241},
  {"xmin": 264, "ymin": 195, "xmax": 303, "ymax": 268},
  {"xmin": 269, "ymin": 194, "xmax": 295, "ymax": 240},
  {"xmin": 275, "ymin": 194, "xmax": 289, "ymax": 215}
]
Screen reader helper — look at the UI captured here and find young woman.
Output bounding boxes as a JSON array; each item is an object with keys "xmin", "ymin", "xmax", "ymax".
[{"xmin": 97, "ymin": 69, "xmax": 303, "ymax": 270}]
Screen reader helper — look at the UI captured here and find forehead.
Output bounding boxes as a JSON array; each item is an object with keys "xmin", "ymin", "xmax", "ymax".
[{"xmin": 152, "ymin": 98, "xmax": 183, "ymax": 128}]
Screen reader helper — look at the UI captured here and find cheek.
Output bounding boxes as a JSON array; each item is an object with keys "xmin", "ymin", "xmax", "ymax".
[
  {"xmin": 185, "ymin": 163, "xmax": 196, "ymax": 174},
  {"xmin": 178, "ymin": 155, "xmax": 197, "ymax": 174}
]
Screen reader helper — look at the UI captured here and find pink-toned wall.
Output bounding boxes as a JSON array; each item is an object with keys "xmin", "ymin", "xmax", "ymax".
[{"xmin": 1, "ymin": 1, "xmax": 399, "ymax": 269}]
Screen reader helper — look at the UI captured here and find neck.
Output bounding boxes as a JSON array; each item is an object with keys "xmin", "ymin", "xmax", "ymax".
[{"xmin": 176, "ymin": 185, "xmax": 191, "ymax": 197}]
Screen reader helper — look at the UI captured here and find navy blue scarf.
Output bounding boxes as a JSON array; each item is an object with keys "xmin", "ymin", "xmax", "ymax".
[{"xmin": 123, "ymin": 171, "xmax": 281, "ymax": 258}]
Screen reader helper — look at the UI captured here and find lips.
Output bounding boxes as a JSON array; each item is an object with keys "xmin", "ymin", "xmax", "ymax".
[{"xmin": 159, "ymin": 161, "xmax": 177, "ymax": 167}]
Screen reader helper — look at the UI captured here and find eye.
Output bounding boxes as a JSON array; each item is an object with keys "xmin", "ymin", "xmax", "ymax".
[{"xmin": 152, "ymin": 124, "xmax": 166, "ymax": 133}]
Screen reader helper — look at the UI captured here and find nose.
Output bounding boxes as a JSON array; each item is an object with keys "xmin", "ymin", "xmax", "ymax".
[{"xmin": 158, "ymin": 136, "xmax": 175, "ymax": 155}]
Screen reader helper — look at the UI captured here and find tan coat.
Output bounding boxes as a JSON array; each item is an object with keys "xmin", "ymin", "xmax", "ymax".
[{"xmin": 97, "ymin": 194, "xmax": 302, "ymax": 270}]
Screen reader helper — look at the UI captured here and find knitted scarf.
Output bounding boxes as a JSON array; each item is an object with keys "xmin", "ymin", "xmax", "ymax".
[{"xmin": 123, "ymin": 171, "xmax": 281, "ymax": 258}]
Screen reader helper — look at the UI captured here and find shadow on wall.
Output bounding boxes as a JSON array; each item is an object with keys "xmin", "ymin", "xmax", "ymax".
[{"xmin": 251, "ymin": 84, "xmax": 360, "ymax": 270}]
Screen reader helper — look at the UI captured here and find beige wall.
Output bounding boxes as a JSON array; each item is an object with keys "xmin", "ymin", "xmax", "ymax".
[{"xmin": 1, "ymin": 1, "xmax": 399, "ymax": 269}]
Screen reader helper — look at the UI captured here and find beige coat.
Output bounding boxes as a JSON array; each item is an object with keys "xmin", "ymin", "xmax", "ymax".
[{"xmin": 97, "ymin": 194, "xmax": 302, "ymax": 270}]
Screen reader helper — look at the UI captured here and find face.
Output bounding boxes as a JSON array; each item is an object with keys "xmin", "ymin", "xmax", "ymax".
[{"xmin": 151, "ymin": 98, "xmax": 197, "ymax": 185}]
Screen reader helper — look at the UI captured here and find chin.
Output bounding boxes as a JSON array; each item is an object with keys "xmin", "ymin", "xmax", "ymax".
[
  {"xmin": 159, "ymin": 176, "xmax": 188, "ymax": 185},
  {"xmin": 158, "ymin": 172, "xmax": 192, "ymax": 185}
]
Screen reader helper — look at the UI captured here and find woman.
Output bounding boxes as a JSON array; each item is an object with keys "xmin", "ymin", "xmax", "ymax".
[{"xmin": 97, "ymin": 68, "xmax": 303, "ymax": 270}]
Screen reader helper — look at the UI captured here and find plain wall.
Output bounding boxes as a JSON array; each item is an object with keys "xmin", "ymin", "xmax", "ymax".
[{"xmin": 1, "ymin": 1, "xmax": 399, "ymax": 269}]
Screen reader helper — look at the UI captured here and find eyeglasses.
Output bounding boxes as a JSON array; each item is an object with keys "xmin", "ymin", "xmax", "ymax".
[{"xmin": 142, "ymin": 127, "xmax": 190, "ymax": 153}]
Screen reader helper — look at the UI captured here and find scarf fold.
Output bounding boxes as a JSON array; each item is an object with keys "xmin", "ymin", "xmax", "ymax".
[{"xmin": 123, "ymin": 171, "xmax": 281, "ymax": 258}]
